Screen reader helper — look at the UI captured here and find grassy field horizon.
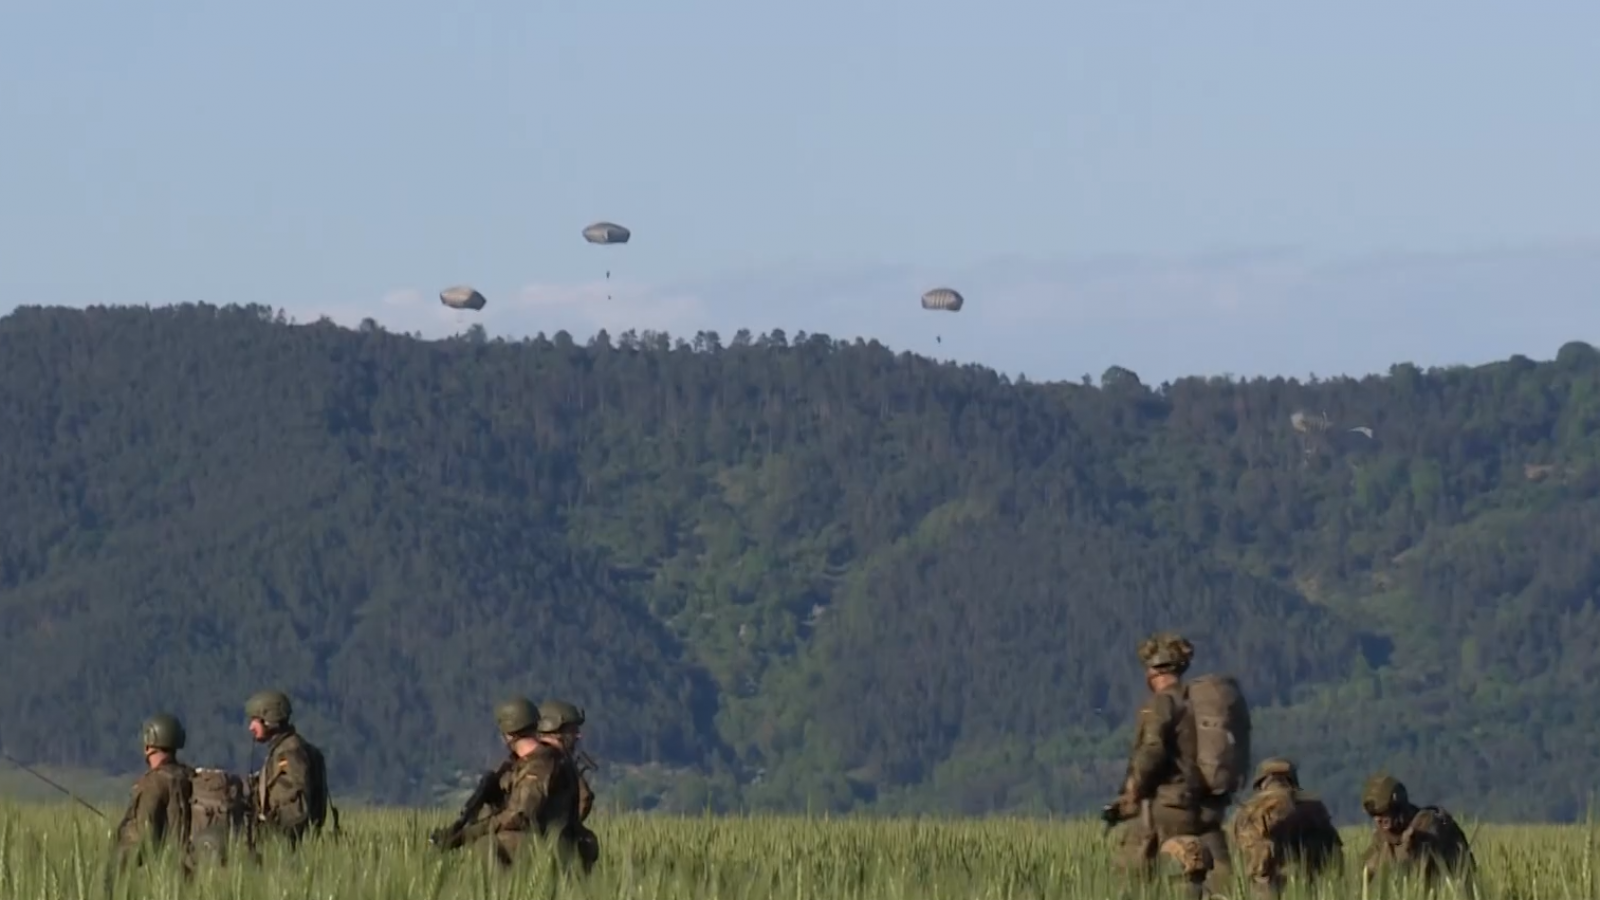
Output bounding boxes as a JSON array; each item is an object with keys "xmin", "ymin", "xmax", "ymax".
[{"xmin": 2, "ymin": 798, "xmax": 1590, "ymax": 899}]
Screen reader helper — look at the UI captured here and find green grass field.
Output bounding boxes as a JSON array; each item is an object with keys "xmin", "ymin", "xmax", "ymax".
[{"xmin": 0, "ymin": 800, "xmax": 1586, "ymax": 899}]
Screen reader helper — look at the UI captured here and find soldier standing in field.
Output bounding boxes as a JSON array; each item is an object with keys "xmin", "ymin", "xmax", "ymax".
[
  {"xmin": 431, "ymin": 696, "xmax": 585, "ymax": 869},
  {"xmin": 1360, "ymin": 773, "xmax": 1475, "ymax": 892},
  {"xmin": 1103, "ymin": 631, "xmax": 1245, "ymax": 898},
  {"xmin": 1229, "ymin": 757, "xmax": 1342, "ymax": 897},
  {"xmin": 245, "ymin": 689, "xmax": 336, "ymax": 848},
  {"xmin": 113, "ymin": 713, "xmax": 195, "ymax": 876}
]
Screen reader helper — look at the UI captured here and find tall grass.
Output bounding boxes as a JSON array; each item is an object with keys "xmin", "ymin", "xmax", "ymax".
[{"xmin": 0, "ymin": 800, "xmax": 1584, "ymax": 899}]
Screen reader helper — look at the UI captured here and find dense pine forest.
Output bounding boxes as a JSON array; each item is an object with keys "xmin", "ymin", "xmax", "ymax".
[{"xmin": 2, "ymin": 303, "xmax": 1598, "ymax": 823}]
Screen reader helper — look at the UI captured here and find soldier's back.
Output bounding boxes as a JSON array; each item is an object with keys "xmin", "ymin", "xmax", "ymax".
[
  {"xmin": 1281, "ymin": 790, "xmax": 1341, "ymax": 874},
  {"xmin": 1233, "ymin": 786, "xmax": 1341, "ymax": 889},
  {"xmin": 115, "ymin": 762, "xmax": 194, "ymax": 871},
  {"xmin": 1127, "ymin": 685, "xmax": 1201, "ymax": 808},
  {"xmin": 1406, "ymin": 806, "xmax": 1474, "ymax": 877}
]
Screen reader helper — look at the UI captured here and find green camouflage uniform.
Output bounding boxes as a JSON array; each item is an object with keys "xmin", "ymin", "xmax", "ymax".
[
  {"xmin": 246, "ymin": 690, "xmax": 334, "ymax": 847},
  {"xmin": 551, "ymin": 701, "xmax": 601, "ymax": 874},
  {"xmin": 1111, "ymin": 632, "xmax": 1232, "ymax": 897},
  {"xmin": 1360, "ymin": 774, "xmax": 1475, "ymax": 892},
  {"xmin": 1229, "ymin": 758, "xmax": 1341, "ymax": 897},
  {"xmin": 434, "ymin": 697, "xmax": 586, "ymax": 869},
  {"xmin": 113, "ymin": 714, "xmax": 195, "ymax": 876}
]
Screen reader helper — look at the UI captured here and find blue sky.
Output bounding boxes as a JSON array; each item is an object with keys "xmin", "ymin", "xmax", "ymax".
[{"xmin": 2, "ymin": 1, "xmax": 1597, "ymax": 384}]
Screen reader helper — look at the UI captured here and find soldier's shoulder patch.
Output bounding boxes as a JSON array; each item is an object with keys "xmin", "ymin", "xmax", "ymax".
[{"xmin": 276, "ymin": 758, "xmax": 290, "ymax": 771}]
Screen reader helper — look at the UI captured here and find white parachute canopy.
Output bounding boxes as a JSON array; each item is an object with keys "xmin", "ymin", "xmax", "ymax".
[
  {"xmin": 582, "ymin": 222, "xmax": 631, "ymax": 245},
  {"xmin": 439, "ymin": 286, "xmax": 487, "ymax": 311}
]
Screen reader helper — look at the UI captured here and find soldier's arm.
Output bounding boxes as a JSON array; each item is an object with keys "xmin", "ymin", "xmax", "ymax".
[
  {"xmin": 264, "ymin": 746, "xmax": 314, "ymax": 829},
  {"xmin": 129, "ymin": 779, "xmax": 169, "ymax": 843},
  {"xmin": 578, "ymin": 773, "xmax": 594, "ymax": 822},
  {"xmin": 1124, "ymin": 693, "xmax": 1177, "ymax": 803},
  {"xmin": 458, "ymin": 752, "xmax": 556, "ymax": 841},
  {"xmin": 116, "ymin": 777, "xmax": 176, "ymax": 870},
  {"xmin": 113, "ymin": 782, "xmax": 152, "ymax": 866},
  {"xmin": 170, "ymin": 779, "xmax": 195, "ymax": 874},
  {"xmin": 168, "ymin": 778, "xmax": 193, "ymax": 848},
  {"xmin": 1360, "ymin": 829, "xmax": 1388, "ymax": 879}
]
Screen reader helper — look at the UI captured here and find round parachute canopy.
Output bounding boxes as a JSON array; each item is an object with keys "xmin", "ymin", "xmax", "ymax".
[
  {"xmin": 439, "ymin": 286, "xmax": 487, "ymax": 311},
  {"xmin": 583, "ymin": 222, "xmax": 631, "ymax": 245},
  {"xmin": 920, "ymin": 288, "xmax": 964, "ymax": 312}
]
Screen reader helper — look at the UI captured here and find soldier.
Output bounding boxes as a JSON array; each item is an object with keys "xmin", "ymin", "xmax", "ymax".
[
  {"xmin": 113, "ymin": 713, "xmax": 195, "ymax": 876},
  {"xmin": 431, "ymin": 696, "xmax": 584, "ymax": 869},
  {"xmin": 245, "ymin": 689, "xmax": 336, "ymax": 847},
  {"xmin": 540, "ymin": 700, "xmax": 600, "ymax": 873},
  {"xmin": 1103, "ymin": 632, "xmax": 1235, "ymax": 898},
  {"xmin": 1229, "ymin": 758, "xmax": 1342, "ymax": 897},
  {"xmin": 1360, "ymin": 773, "xmax": 1475, "ymax": 891}
]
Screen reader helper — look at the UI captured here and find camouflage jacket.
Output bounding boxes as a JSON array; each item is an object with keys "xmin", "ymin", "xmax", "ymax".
[
  {"xmin": 1362, "ymin": 806, "xmax": 1474, "ymax": 886},
  {"xmin": 1231, "ymin": 784, "xmax": 1342, "ymax": 879},
  {"xmin": 115, "ymin": 759, "xmax": 194, "ymax": 870},
  {"xmin": 457, "ymin": 743, "xmax": 583, "ymax": 850},
  {"xmin": 578, "ymin": 772, "xmax": 594, "ymax": 822},
  {"xmin": 1119, "ymin": 683, "xmax": 1202, "ymax": 812},
  {"xmin": 254, "ymin": 728, "xmax": 330, "ymax": 836}
]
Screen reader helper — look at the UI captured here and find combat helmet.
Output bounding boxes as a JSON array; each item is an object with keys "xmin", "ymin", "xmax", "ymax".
[
  {"xmin": 245, "ymin": 690, "xmax": 293, "ymax": 726},
  {"xmin": 536, "ymin": 700, "xmax": 585, "ymax": 734},
  {"xmin": 1137, "ymin": 631, "xmax": 1195, "ymax": 674},
  {"xmin": 494, "ymin": 696, "xmax": 540, "ymax": 736},
  {"xmin": 141, "ymin": 713, "xmax": 187, "ymax": 752},
  {"xmin": 1252, "ymin": 757, "xmax": 1299, "ymax": 789},
  {"xmin": 1361, "ymin": 773, "xmax": 1410, "ymax": 817}
]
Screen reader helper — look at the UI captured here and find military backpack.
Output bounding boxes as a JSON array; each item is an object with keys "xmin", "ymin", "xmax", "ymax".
[
  {"xmin": 190, "ymin": 767, "xmax": 252, "ymax": 836},
  {"xmin": 1183, "ymin": 673, "xmax": 1251, "ymax": 798}
]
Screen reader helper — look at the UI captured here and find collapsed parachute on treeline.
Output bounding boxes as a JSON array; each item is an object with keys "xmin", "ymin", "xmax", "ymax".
[
  {"xmin": 439, "ymin": 286, "xmax": 486, "ymax": 311},
  {"xmin": 921, "ymin": 288, "xmax": 964, "ymax": 312},
  {"xmin": 1290, "ymin": 411, "xmax": 1374, "ymax": 439}
]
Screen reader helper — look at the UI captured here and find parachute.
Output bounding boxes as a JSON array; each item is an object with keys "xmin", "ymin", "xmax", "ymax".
[
  {"xmin": 1289, "ymin": 410, "xmax": 1326, "ymax": 433},
  {"xmin": 582, "ymin": 222, "xmax": 631, "ymax": 245},
  {"xmin": 920, "ymin": 288, "xmax": 964, "ymax": 312},
  {"xmin": 439, "ymin": 286, "xmax": 486, "ymax": 311},
  {"xmin": 583, "ymin": 222, "xmax": 631, "ymax": 299}
]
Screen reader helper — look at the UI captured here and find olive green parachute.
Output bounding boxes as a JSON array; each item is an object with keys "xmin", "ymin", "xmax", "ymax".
[
  {"xmin": 439, "ymin": 286, "xmax": 486, "ymax": 311},
  {"xmin": 582, "ymin": 222, "xmax": 631, "ymax": 245},
  {"xmin": 920, "ymin": 288, "xmax": 964, "ymax": 311}
]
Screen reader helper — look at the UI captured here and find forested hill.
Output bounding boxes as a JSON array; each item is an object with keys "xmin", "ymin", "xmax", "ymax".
[{"xmin": 3, "ymin": 303, "xmax": 1599, "ymax": 823}]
